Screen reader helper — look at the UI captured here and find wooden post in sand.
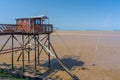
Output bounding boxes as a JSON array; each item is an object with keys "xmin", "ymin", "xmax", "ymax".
[
  {"xmin": 28, "ymin": 34, "xmax": 30, "ymax": 63},
  {"xmin": 22, "ymin": 34, "xmax": 25, "ymax": 72},
  {"xmin": 11, "ymin": 34, "xmax": 14, "ymax": 69},
  {"xmin": 37, "ymin": 35, "xmax": 40, "ymax": 65},
  {"xmin": 34, "ymin": 34, "xmax": 37, "ymax": 70},
  {"xmin": 48, "ymin": 33, "xmax": 51, "ymax": 68}
]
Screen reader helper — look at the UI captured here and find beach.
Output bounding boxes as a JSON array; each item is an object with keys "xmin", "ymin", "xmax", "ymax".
[{"xmin": 0, "ymin": 31, "xmax": 120, "ymax": 80}]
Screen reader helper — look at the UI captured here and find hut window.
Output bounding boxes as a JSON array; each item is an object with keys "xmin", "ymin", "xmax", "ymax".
[{"xmin": 35, "ymin": 19, "xmax": 40, "ymax": 24}]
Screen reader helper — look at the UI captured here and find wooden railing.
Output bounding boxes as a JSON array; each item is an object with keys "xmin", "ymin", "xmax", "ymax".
[
  {"xmin": 0, "ymin": 24, "xmax": 53, "ymax": 34},
  {"xmin": 35, "ymin": 24, "xmax": 53, "ymax": 33},
  {"xmin": 0, "ymin": 24, "xmax": 19, "ymax": 32}
]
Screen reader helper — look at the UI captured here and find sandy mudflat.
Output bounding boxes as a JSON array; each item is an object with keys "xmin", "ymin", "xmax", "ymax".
[{"xmin": 0, "ymin": 30, "xmax": 120, "ymax": 80}]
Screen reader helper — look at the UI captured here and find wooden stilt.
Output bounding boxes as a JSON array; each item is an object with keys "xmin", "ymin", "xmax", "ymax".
[
  {"xmin": 22, "ymin": 34, "xmax": 25, "ymax": 72},
  {"xmin": 28, "ymin": 34, "xmax": 30, "ymax": 63},
  {"xmin": 16, "ymin": 36, "xmax": 33, "ymax": 61},
  {"xmin": 34, "ymin": 36, "xmax": 79, "ymax": 80},
  {"xmin": 34, "ymin": 35, "xmax": 37, "ymax": 70},
  {"xmin": 48, "ymin": 34, "xmax": 51, "ymax": 68},
  {"xmin": 37, "ymin": 35, "xmax": 40, "ymax": 65},
  {"xmin": 11, "ymin": 34, "xmax": 14, "ymax": 69},
  {"xmin": 38, "ymin": 36, "xmax": 49, "ymax": 64}
]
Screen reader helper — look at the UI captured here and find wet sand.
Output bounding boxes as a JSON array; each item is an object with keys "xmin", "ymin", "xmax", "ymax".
[{"xmin": 0, "ymin": 31, "xmax": 120, "ymax": 80}]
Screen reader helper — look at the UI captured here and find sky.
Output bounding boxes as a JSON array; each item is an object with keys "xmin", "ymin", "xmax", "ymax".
[{"xmin": 0, "ymin": 0, "xmax": 120, "ymax": 30}]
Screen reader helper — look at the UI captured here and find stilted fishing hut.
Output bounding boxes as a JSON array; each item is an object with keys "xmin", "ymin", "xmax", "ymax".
[
  {"xmin": 0, "ymin": 15, "xmax": 79, "ymax": 80},
  {"xmin": 16, "ymin": 15, "xmax": 53, "ymax": 33},
  {"xmin": 0, "ymin": 15, "xmax": 53, "ymax": 70}
]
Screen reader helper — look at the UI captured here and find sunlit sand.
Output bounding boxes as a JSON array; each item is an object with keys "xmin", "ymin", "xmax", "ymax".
[{"xmin": 0, "ymin": 30, "xmax": 120, "ymax": 80}]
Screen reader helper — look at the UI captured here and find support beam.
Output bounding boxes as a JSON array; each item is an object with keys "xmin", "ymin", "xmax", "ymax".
[
  {"xmin": 0, "ymin": 47, "xmax": 29, "ymax": 55},
  {"xmin": 38, "ymin": 35, "xmax": 48, "ymax": 55},
  {"xmin": 37, "ymin": 35, "xmax": 40, "ymax": 65},
  {"xmin": 34, "ymin": 35, "xmax": 37, "ymax": 70},
  {"xmin": 16, "ymin": 36, "xmax": 34, "ymax": 61},
  {"xmin": 28, "ymin": 35, "xmax": 30, "ymax": 63},
  {"xmin": 11, "ymin": 34, "xmax": 14, "ymax": 69},
  {"xmin": 22, "ymin": 34, "xmax": 25, "ymax": 72},
  {"xmin": 34, "ymin": 36, "xmax": 79, "ymax": 80},
  {"xmin": 0, "ymin": 35, "xmax": 11, "ymax": 52},
  {"xmin": 48, "ymin": 34, "xmax": 51, "ymax": 68},
  {"xmin": 38, "ymin": 35, "xmax": 49, "ymax": 65}
]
